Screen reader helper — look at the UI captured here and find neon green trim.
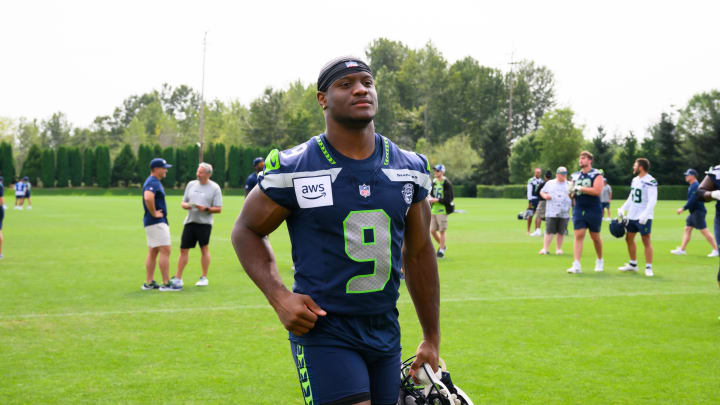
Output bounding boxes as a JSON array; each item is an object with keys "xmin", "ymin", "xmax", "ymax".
[
  {"xmin": 343, "ymin": 209, "xmax": 391, "ymax": 294},
  {"xmin": 295, "ymin": 344, "xmax": 314, "ymax": 405},
  {"xmin": 265, "ymin": 149, "xmax": 280, "ymax": 173},
  {"xmin": 383, "ymin": 136, "xmax": 390, "ymax": 165},
  {"xmin": 315, "ymin": 136, "xmax": 336, "ymax": 165}
]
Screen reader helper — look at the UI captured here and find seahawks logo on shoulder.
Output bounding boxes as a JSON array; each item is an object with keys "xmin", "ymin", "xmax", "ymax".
[{"xmin": 264, "ymin": 149, "xmax": 280, "ymax": 174}]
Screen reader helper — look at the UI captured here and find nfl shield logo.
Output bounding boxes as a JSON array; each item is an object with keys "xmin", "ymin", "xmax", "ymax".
[{"xmin": 359, "ymin": 184, "xmax": 371, "ymax": 198}]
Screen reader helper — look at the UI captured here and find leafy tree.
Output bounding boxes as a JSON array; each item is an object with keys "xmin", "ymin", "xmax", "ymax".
[
  {"xmin": 41, "ymin": 148, "xmax": 55, "ymax": 187},
  {"xmin": 533, "ymin": 108, "xmax": 584, "ymax": 173},
  {"xmin": 477, "ymin": 113, "xmax": 510, "ymax": 185},
  {"xmin": 83, "ymin": 147, "xmax": 95, "ymax": 186},
  {"xmin": 614, "ymin": 133, "xmax": 639, "ymax": 185},
  {"xmin": 588, "ymin": 126, "xmax": 617, "ymax": 182},
  {"xmin": 96, "ymin": 145, "xmax": 111, "ymax": 188},
  {"xmin": 0, "ymin": 142, "xmax": 16, "ymax": 181},
  {"xmin": 508, "ymin": 133, "xmax": 538, "ymax": 184},
  {"xmin": 136, "ymin": 144, "xmax": 154, "ymax": 182},
  {"xmin": 227, "ymin": 145, "xmax": 243, "ymax": 188},
  {"xmin": 161, "ymin": 147, "xmax": 176, "ymax": 188},
  {"xmin": 68, "ymin": 147, "xmax": 83, "ymax": 187},
  {"xmin": 425, "ymin": 135, "xmax": 481, "ymax": 183},
  {"xmin": 21, "ymin": 144, "xmax": 43, "ymax": 184},
  {"xmin": 55, "ymin": 146, "xmax": 70, "ymax": 187},
  {"xmin": 16, "ymin": 118, "xmax": 40, "ymax": 165},
  {"xmin": 112, "ymin": 144, "xmax": 136, "ymax": 186},
  {"xmin": 212, "ymin": 143, "xmax": 226, "ymax": 188},
  {"xmin": 41, "ymin": 112, "xmax": 72, "ymax": 149},
  {"xmin": 678, "ymin": 90, "xmax": 720, "ymax": 175}
]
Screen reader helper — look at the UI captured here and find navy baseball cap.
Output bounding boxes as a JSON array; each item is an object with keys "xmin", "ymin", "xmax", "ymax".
[
  {"xmin": 23, "ymin": 176, "xmax": 29, "ymax": 181},
  {"xmin": 684, "ymin": 168, "xmax": 698, "ymax": 176},
  {"xmin": 149, "ymin": 158, "xmax": 171, "ymax": 169},
  {"xmin": 433, "ymin": 164, "xmax": 445, "ymax": 172},
  {"xmin": 253, "ymin": 157, "xmax": 264, "ymax": 167}
]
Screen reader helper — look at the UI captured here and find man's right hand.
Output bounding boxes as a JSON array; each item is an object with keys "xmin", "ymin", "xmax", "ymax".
[
  {"xmin": 676, "ymin": 208, "xmax": 683, "ymax": 215},
  {"xmin": 154, "ymin": 210, "xmax": 164, "ymax": 218},
  {"xmin": 272, "ymin": 291, "xmax": 326, "ymax": 336}
]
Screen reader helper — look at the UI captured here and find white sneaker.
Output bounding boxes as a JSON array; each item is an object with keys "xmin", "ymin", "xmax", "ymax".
[
  {"xmin": 645, "ymin": 268, "xmax": 654, "ymax": 277},
  {"xmin": 708, "ymin": 250, "xmax": 719, "ymax": 257},
  {"xmin": 196, "ymin": 276, "xmax": 209, "ymax": 286},
  {"xmin": 567, "ymin": 266, "xmax": 582, "ymax": 274},
  {"xmin": 594, "ymin": 259, "xmax": 604, "ymax": 272},
  {"xmin": 539, "ymin": 249, "xmax": 549, "ymax": 255},
  {"xmin": 670, "ymin": 248, "xmax": 686, "ymax": 255},
  {"xmin": 171, "ymin": 277, "xmax": 184, "ymax": 288},
  {"xmin": 618, "ymin": 263, "xmax": 638, "ymax": 272},
  {"xmin": 532, "ymin": 229, "xmax": 543, "ymax": 236},
  {"xmin": 555, "ymin": 249, "xmax": 563, "ymax": 255},
  {"xmin": 27, "ymin": 206, "xmax": 32, "ymax": 210}
]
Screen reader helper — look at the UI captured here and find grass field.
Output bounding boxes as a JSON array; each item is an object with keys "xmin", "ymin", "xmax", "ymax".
[{"xmin": 1, "ymin": 196, "xmax": 719, "ymax": 404}]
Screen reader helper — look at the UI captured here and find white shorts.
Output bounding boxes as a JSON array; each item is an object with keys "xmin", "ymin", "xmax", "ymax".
[{"xmin": 145, "ymin": 222, "xmax": 171, "ymax": 248}]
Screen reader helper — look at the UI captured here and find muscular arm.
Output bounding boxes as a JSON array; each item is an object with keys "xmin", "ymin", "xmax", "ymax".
[
  {"xmin": 231, "ymin": 187, "xmax": 325, "ymax": 336},
  {"xmin": 143, "ymin": 190, "xmax": 161, "ymax": 217},
  {"xmin": 580, "ymin": 174, "xmax": 604, "ymax": 196},
  {"xmin": 403, "ymin": 199, "xmax": 440, "ymax": 374},
  {"xmin": 698, "ymin": 175, "xmax": 718, "ymax": 202}
]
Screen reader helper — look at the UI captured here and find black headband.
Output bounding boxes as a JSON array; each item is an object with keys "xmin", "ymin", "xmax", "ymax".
[{"xmin": 317, "ymin": 56, "xmax": 372, "ymax": 92}]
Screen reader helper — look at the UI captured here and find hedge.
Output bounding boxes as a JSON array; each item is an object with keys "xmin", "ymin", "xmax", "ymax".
[
  {"xmin": 476, "ymin": 184, "xmax": 690, "ymax": 201},
  {"xmin": 29, "ymin": 187, "xmax": 250, "ymax": 196}
]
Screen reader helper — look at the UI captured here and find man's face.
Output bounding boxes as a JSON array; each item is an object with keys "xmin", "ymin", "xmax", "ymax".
[
  {"xmin": 256, "ymin": 161, "xmax": 265, "ymax": 172},
  {"xmin": 633, "ymin": 161, "xmax": 640, "ymax": 175},
  {"xmin": 685, "ymin": 174, "xmax": 695, "ymax": 184},
  {"xmin": 196, "ymin": 166, "xmax": 209, "ymax": 182},
  {"xmin": 578, "ymin": 155, "xmax": 590, "ymax": 168},
  {"xmin": 557, "ymin": 172, "xmax": 567, "ymax": 182},
  {"xmin": 153, "ymin": 167, "xmax": 167, "ymax": 179},
  {"xmin": 318, "ymin": 72, "xmax": 378, "ymax": 125},
  {"xmin": 534, "ymin": 168, "xmax": 541, "ymax": 178}
]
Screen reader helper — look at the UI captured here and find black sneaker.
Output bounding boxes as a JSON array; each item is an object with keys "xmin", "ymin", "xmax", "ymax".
[
  {"xmin": 159, "ymin": 281, "xmax": 182, "ymax": 292},
  {"xmin": 437, "ymin": 248, "xmax": 445, "ymax": 258},
  {"xmin": 142, "ymin": 280, "xmax": 160, "ymax": 290}
]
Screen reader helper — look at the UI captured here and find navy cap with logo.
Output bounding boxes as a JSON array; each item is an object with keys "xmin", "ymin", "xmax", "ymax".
[
  {"xmin": 149, "ymin": 158, "xmax": 172, "ymax": 169},
  {"xmin": 252, "ymin": 157, "xmax": 264, "ymax": 167},
  {"xmin": 684, "ymin": 168, "xmax": 698, "ymax": 176},
  {"xmin": 433, "ymin": 164, "xmax": 445, "ymax": 173}
]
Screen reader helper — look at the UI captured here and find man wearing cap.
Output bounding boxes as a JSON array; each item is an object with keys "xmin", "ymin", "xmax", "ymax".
[
  {"xmin": 141, "ymin": 158, "xmax": 175, "ymax": 291},
  {"xmin": 671, "ymin": 169, "xmax": 718, "ymax": 257},
  {"xmin": 244, "ymin": 157, "xmax": 265, "ymax": 194},
  {"xmin": 526, "ymin": 168, "xmax": 544, "ymax": 236},
  {"xmin": 429, "ymin": 163, "xmax": 454, "ymax": 258},
  {"xmin": 539, "ymin": 167, "xmax": 572, "ymax": 255},
  {"xmin": 231, "ymin": 56, "xmax": 440, "ymax": 405},
  {"xmin": 170, "ymin": 162, "xmax": 223, "ymax": 290}
]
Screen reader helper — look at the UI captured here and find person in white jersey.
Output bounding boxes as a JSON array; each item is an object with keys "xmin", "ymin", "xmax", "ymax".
[
  {"xmin": 617, "ymin": 158, "xmax": 657, "ymax": 277},
  {"xmin": 171, "ymin": 162, "xmax": 223, "ymax": 290}
]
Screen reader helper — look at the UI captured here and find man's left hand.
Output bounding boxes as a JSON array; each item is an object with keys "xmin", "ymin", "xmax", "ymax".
[{"xmin": 409, "ymin": 339, "xmax": 439, "ymax": 383}]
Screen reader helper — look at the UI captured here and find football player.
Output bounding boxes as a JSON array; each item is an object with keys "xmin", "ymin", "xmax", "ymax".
[
  {"xmin": 697, "ymin": 164, "xmax": 720, "ymax": 287},
  {"xmin": 567, "ymin": 151, "xmax": 605, "ymax": 273},
  {"xmin": 231, "ymin": 56, "xmax": 440, "ymax": 405},
  {"xmin": 526, "ymin": 168, "xmax": 544, "ymax": 236},
  {"xmin": 617, "ymin": 158, "xmax": 657, "ymax": 276}
]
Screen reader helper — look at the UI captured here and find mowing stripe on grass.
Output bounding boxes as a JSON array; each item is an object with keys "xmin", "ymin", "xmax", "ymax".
[{"xmin": 1, "ymin": 289, "xmax": 714, "ymax": 320}]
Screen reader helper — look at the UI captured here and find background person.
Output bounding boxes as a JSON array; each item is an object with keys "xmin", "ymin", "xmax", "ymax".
[
  {"xmin": 534, "ymin": 170, "xmax": 553, "ymax": 232},
  {"xmin": 617, "ymin": 158, "xmax": 657, "ymax": 277},
  {"xmin": 697, "ymin": 164, "xmax": 720, "ymax": 287},
  {"xmin": 171, "ymin": 162, "xmax": 223, "ymax": 289},
  {"xmin": 142, "ymin": 158, "xmax": 175, "ymax": 291},
  {"xmin": 526, "ymin": 167, "xmax": 544, "ymax": 236},
  {"xmin": 14, "ymin": 178, "xmax": 26, "ymax": 210},
  {"xmin": 0, "ymin": 176, "xmax": 4, "ymax": 258},
  {"xmin": 539, "ymin": 167, "xmax": 571, "ymax": 255},
  {"xmin": 567, "ymin": 151, "xmax": 604, "ymax": 273},
  {"xmin": 244, "ymin": 157, "xmax": 265, "ymax": 194},
  {"xmin": 601, "ymin": 178, "xmax": 612, "ymax": 220},
  {"xmin": 428, "ymin": 163, "xmax": 454, "ymax": 258},
  {"xmin": 672, "ymin": 169, "xmax": 719, "ymax": 257}
]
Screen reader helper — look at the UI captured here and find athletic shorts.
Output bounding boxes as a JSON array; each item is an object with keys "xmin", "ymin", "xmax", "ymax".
[
  {"xmin": 430, "ymin": 214, "xmax": 448, "ymax": 232},
  {"xmin": 536, "ymin": 200, "xmax": 547, "ymax": 220},
  {"xmin": 626, "ymin": 219, "xmax": 652, "ymax": 235},
  {"xmin": 180, "ymin": 223, "xmax": 212, "ymax": 249},
  {"xmin": 15, "ymin": 194, "xmax": 24, "ymax": 199},
  {"xmin": 601, "ymin": 202, "xmax": 610, "ymax": 209},
  {"xmin": 545, "ymin": 217, "xmax": 569, "ymax": 235},
  {"xmin": 529, "ymin": 199, "xmax": 539, "ymax": 211},
  {"xmin": 290, "ymin": 342, "xmax": 400, "ymax": 405},
  {"xmin": 25, "ymin": 190, "xmax": 30, "ymax": 198},
  {"xmin": 572, "ymin": 206, "xmax": 602, "ymax": 233},
  {"xmin": 145, "ymin": 222, "xmax": 171, "ymax": 248},
  {"xmin": 686, "ymin": 210, "xmax": 707, "ymax": 230}
]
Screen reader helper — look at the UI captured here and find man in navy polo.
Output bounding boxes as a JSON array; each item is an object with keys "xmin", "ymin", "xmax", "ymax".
[
  {"xmin": 244, "ymin": 157, "xmax": 265, "ymax": 194},
  {"xmin": 671, "ymin": 168, "xmax": 718, "ymax": 257},
  {"xmin": 142, "ymin": 158, "xmax": 176, "ymax": 291}
]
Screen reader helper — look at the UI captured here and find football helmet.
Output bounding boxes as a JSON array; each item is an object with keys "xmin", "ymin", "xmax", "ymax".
[
  {"xmin": 517, "ymin": 209, "xmax": 534, "ymax": 220},
  {"xmin": 398, "ymin": 356, "xmax": 473, "ymax": 405},
  {"xmin": 609, "ymin": 217, "xmax": 627, "ymax": 238}
]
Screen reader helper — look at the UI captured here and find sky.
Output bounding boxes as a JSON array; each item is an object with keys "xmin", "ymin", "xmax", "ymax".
[{"xmin": 1, "ymin": 0, "xmax": 718, "ymax": 139}]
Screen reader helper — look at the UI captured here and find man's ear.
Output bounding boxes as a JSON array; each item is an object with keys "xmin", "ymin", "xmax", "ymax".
[{"xmin": 317, "ymin": 91, "xmax": 327, "ymax": 110}]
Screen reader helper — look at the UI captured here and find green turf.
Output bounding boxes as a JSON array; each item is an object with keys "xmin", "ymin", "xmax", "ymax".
[{"xmin": 1, "ymin": 197, "xmax": 719, "ymax": 404}]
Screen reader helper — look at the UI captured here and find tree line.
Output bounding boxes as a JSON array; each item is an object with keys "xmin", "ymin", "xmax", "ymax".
[
  {"xmin": 16, "ymin": 142, "xmax": 271, "ymax": 189},
  {"xmin": 1, "ymin": 38, "xmax": 718, "ymax": 187}
]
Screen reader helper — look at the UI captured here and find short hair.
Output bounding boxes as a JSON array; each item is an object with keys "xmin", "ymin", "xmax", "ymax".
[
  {"xmin": 199, "ymin": 162, "xmax": 213, "ymax": 176},
  {"xmin": 579, "ymin": 151, "xmax": 594, "ymax": 160},
  {"xmin": 635, "ymin": 158, "xmax": 650, "ymax": 172}
]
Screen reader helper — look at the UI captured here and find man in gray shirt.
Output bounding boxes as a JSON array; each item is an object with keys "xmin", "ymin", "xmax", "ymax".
[
  {"xmin": 601, "ymin": 178, "xmax": 612, "ymax": 221},
  {"xmin": 171, "ymin": 162, "xmax": 223, "ymax": 289}
]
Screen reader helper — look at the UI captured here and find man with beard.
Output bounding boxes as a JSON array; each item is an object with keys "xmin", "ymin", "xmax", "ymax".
[{"xmin": 567, "ymin": 151, "xmax": 605, "ymax": 274}]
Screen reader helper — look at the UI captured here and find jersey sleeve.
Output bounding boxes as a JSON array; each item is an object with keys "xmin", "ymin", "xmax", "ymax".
[
  {"xmin": 143, "ymin": 179, "xmax": 157, "ymax": 193},
  {"xmin": 213, "ymin": 184, "xmax": 223, "ymax": 207},
  {"xmin": 257, "ymin": 149, "xmax": 299, "ymax": 210},
  {"xmin": 412, "ymin": 153, "xmax": 432, "ymax": 203}
]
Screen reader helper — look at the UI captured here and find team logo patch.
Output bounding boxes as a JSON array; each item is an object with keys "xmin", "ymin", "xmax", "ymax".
[
  {"xmin": 402, "ymin": 183, "xmax": 414, "ymax": 204},
  {"xmin": 359, "ymin": 184, "xmax": 371, "ymax": 198},
  {"xmin": 293, "ymin": 175, "xmax": 334, "ymax": 209},
  {"xmin": 345, "ymin": 61, "xmax": 359, "ymax": 68}
]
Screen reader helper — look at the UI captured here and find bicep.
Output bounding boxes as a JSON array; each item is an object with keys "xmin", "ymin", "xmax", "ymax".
[
  {"xmin": 236, "ymin": 187, "xmax": 290, "ymax": 237},
  {"xmin": 143, "ymin": 190, "xmax": 154, "ymax": 203},
  {"xmin": 403, "ymin": 199, "xmax": 433, "ymax": 259}
]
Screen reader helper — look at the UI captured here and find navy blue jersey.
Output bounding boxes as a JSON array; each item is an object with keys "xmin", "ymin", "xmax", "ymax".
[
  {"xmin": 258, "ymin": 133, "xmax": 431, "ymax": 316},
  {"xmin": 706, "ymin": 165, "xmax": 720, "ymax": 214},
  {"xmin": 142, "ymin": 175, "xmax": 168, "ymax": 227},
  {"xmin": 245, "ymin": 172, "xmax": 259, "ymax": 192},
  {"xmin": 14, "ymin": 182, "xmax": 27, "ymax": 195},
  {"xmin": 572, "ymin": 169, "xmax": 603, "ymax": 210}
]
